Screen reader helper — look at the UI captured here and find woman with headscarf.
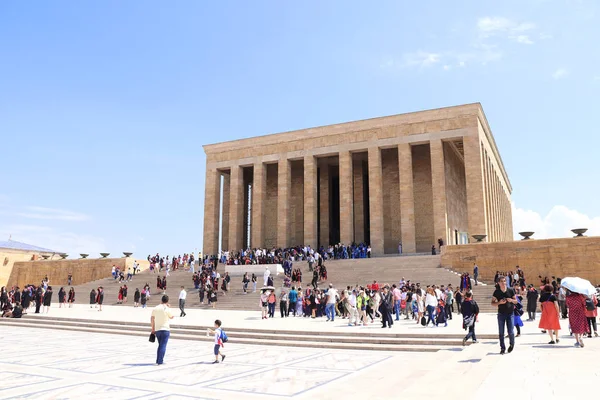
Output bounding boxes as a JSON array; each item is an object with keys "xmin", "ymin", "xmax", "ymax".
[
  {"xmin": 566, "ymin": 289, "xmax": 589, "ymax": 347},
  {"xmin": 43, "ymin": 286, "xmax": 53, "ymax": 313},
  {"xmin": 68, "ymin": 287, "xmax": 75, "ymax": 308},
  {"xmin": 58, "ymin": 287, "xmax": 66, "ymax": 308}
]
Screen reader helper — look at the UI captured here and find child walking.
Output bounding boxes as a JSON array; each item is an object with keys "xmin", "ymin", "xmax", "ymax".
[{"xmin": 207, "ymin": 319, "xmax": 226, "ymax": 364}]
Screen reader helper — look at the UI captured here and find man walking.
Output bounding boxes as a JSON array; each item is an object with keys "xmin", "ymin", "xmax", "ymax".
[
  {"xmin": 381, "ymin": 286, "xmax": 394, "ymax": 328},
  {"xmin": 151, "ymin": 295, "xmax": 174, "ymax": 365},
  {"xmin": 392, "ymin": 284, "xmax": 402, "ymax": 321},
  {"xmin": 178, "ymin": 286, "xmax": 187, "ymax": 317},
  {"xmin": 325, "ymin": 284, "xmax": 338, "ymax": 322},
  {"xmin": 526, "ymin": 284, "xmax": 539, "ymax": 321},
  {"xmin": 473, "ymin": 263, "xmax": 479, "ymax": 286},
  {"xmin": 461, "ymin": 291, "xmax": 479, "ymax": 345},
  {"xmin": 492, "ymin": 277, "xmax": 517, "ymax": 355}
]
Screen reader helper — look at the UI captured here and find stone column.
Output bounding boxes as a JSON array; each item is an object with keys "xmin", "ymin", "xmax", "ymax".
[
  {"xmin": 228, "ymin": 165, "xmax": 244, "ymax": 251},
  {"xmin": 252, "ymin": 162, "xmax": 266, "ymax": 248},
  {"xmin": 221, "ymin": 173, "xmax": 230, "ymax": 251},
  {"xmin": 319, "ymin": 161, "xmax": 330, "ymax": 247},
  {"xmin": 304, "ymin": 155, "xmax": 318, "ymax": 248},
  {"xmin": 277, "ymin": 157, "xmax": 291, "ymax": 248},
  {"xmin": 368, "ymin": 147, "xmax": 384, "ymax": 255},
  {"xmin": 202, "ymin": 168, "xmax": 221, "ymax": 256},
  {"xmin": 339, "ymin": 150, "xmax": 354, "ymax": 245},
  {"xmin": 429, "ymin": 139, "xmax": 448, "ymax": 247},
  {"xmin": 463, "ymin": 135, "xmax": 487, "ymax": 241},
  {"xmin": 398, "ymin": 143, "xmax": 416, "ymax": 253}
]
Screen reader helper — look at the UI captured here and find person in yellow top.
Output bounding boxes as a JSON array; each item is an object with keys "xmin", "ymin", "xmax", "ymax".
[
  {"xmin": 357, "ymin": 290, "xmax": 370, "ymax": 326},
  {"xmin": 151, "ymin": 295, "xmax": 174, "ymax": 365}
]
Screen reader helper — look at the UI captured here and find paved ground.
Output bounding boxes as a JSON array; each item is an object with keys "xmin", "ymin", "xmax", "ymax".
[{"xmin": 0, "ymin": 306, "xmax": 598, "ymax": 399}]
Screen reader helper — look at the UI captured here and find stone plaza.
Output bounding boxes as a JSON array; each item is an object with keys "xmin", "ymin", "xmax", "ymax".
[
  {"xmin": 203, "ymin": 103, "xmax": 513, "ymax": 256},
  {"xmin": 1, "ymin": 305, "xmax": 598, "ymax": 399}
]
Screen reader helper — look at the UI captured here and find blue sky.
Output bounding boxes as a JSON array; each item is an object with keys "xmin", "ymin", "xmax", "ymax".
[{"xmin": 1, "ymin": 1, "xmax": 599, "ymax": 257}]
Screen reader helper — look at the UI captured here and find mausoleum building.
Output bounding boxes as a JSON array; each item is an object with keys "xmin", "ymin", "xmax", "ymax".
[{"xmin": 202, "ymin": 103, "xmax": 512, "ymax": 256}]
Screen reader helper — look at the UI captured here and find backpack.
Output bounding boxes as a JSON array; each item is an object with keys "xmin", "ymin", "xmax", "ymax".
[
  {"xmin": 220, "ymin": 329, "xmax": 228, "ymax": 343},
  {"xmin": 585, "ymin": 297, "xmax": 595, "ymax": 311}
]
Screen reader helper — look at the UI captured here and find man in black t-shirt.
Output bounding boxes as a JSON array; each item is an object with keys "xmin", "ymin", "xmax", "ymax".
[{"xmin": 491, "ymin": 276, "xmax": 517, "ymax": 355}]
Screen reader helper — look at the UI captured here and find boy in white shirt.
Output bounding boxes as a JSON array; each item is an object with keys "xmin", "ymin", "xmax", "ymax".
[{"xmin": 207, "ymin": 319, "xmax": 226, "ymax": 364}]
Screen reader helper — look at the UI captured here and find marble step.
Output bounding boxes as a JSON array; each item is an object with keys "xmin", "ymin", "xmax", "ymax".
[{"xmin": 0, "ymin": 319, "xmax": 459, "ymax": 352}]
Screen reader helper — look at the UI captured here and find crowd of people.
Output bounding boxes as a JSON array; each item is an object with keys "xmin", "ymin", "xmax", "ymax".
[{"xmin": 1, "ymin": 276, "xmax": 62, "ymax": 317}]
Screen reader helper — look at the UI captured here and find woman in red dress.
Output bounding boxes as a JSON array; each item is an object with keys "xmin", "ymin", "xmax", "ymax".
[
  {"xmin": 566, "ymin": 290, "xmax": 590, "ymax": 347},
  {"xmin": 538, "ymin": 285, "xmax": 561, "ymax": 344}
]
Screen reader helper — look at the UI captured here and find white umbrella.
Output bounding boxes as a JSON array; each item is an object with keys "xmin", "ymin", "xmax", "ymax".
[{"xmin": 560, "ymin": 277, "xmax": 596, "ymax": 296}]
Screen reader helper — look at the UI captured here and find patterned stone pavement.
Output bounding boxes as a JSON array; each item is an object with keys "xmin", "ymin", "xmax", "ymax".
[{"xmin": 1, "ymin": 318, "xmax": 599, "ymax": 399}]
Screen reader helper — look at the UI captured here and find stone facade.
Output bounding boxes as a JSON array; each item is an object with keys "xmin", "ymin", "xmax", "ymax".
[
  {"xmin": 441, "ymin": 237, "xmax": 600, "ymax": 285},
  {"xmin": 203, "ymin": 103, "xmax": 512, "ymax": 256}
]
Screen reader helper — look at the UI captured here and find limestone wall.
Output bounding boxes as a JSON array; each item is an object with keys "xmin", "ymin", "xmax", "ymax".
[
  {"xmin": 6, "ymin": 257, "xmax": 150, "ymax": 288},
  {"xmin": 412, "ymin": 144, "xmax": 434, "ymax": 252},
  {"xmin": 441, "ymin": 237, "xmax": 600, "ymax": 285},
  {"xmin": 382, "ymin": 148, "xmax": 401, "ymax": 254},
  {"xmin": 1, "ymin": 250, "xmax": 61, "ymax": 288},
  {"xmin": 443, "ymin": 142, "xmax": 468, "ymax": 244}
]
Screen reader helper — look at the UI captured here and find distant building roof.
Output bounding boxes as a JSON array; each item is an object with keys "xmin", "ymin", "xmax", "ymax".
[{"xmin": 0, "ymin": 239, "xmax": 57, "ymax": 253}]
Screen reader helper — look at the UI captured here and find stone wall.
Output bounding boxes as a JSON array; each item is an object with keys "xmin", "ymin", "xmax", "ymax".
[
  {"xmin": 443, "ymin": 142, "xmax": 468, "ymax": 244},
  {"xmin": 290, "ymin": 160, "xmax": 304, "ymax": 246},
  {"xmin": 412, "ymin": 144, "xmax": 434, "ymax": 252},
  {"xmin": 264, "ymin": 163, "xmax": 278, "ymax": 248},
  {"xmin": 352, "ymin": 157, "xmax": 365, "ymax": 243},
  {"xmin": 441, "ymin": 237, "xmax": 600, "ymax": 285},
  {"xmin": 382, "ymin": 148, "xmax": 401, "ymax": 253},
  {"xmin": 1, "ymin": 250, "xmax": 61, "ymax": 288},
  {"xmin": 7, "ymin": 257, "xmax": 149, "ymax": 288}
]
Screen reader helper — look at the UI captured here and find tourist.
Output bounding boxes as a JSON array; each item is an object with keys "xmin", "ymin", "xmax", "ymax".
[
  {"xmin": 3, "ymin": 301, "xmax": 23, "ymax": 318},
  {"xmin": 289, "ymin": 286, "xmax": 298, "ymax": 317},
  {"xmin": 179, "ymin": 286, "xmax": 187, "ymax": 317},
  {"xmin": 325, "ymin": 283, "xmax": 338, "ymax": 322},
  {"xmin": 347, "ymin": 289, "xmax": 358, "ymax": 326},
  {"xmin": 67, "ymin": 273, "xmax": 72, "ymax": 286},
  {"xmin": 431, "ymin": 245, "xmax": 436, "ymax": 255},
  {"xmin": 141, "ymin": 288, "xmax": 148, "ymax": 308},
  {"xmin": 445, "ymin": 285, "xmax": 454, "ymax": 320},
  {"xmin": 127, "ymin": 267, "xmax": 133, "ymax": 281},
  {"xmin": 558, "ymin": 285, "xmax": 568, "ymax": 319},
  {"xmin": 252, "ymin": 273, "xmax": 257, "ymax": 292},
  {"xmin": 151, "ymin": 295, "xmax": 174, "ymax": 365},
  {"xmin": 34, "ymin": 285, "xmax": 43, "ymax": 314},
  {"xmin": 425, "ymin": 287, "xmax": 437, "ymax": 327},
  {"xmin": 268, "ymin": 290, "xmax": 276, "ymax": 318},
  {"xmin": 398, "ymin": 241, "xmax": 402, "ymax": 255},
  {"xmin": 380, "ymin": 285, "xmax": 394, "ymax": 328},
  {"xmin": 461, "ymin": 291, "xmax": 479, "ymax": 345},
  {"xmin": 392, "ymin": 284, "xmax": 402, "ymax": 321},
  {"xmin": 42, "ymin": 286, "xmax": 53, "ymax": 314},
  {"xmin": 207, "ymin": 319, "xmax": 226, "ymax": 364},
  {"xmin": 538, "ymin": 284, "xmax": 561, "ymax": 344},
  {"xmin": 67, "ymin": 287, "xmax": 75, "ymax": 308},
  {"xmin": 526, "ymin": 284, "xmax": 539, "ymax": 321},
  {"xmin": 134, "ymin": 288, "xmax": 140, "ymax": 307},
  {"xmin": 279, "ymin": 289, "xmax": 289, "ymax": 318},
  {"xmin": 260, "ymin": 290, "xmax": 269, "ymax": 319},
  {"xmin": 242, "ymin": 273, "xmax": 249, "ymax": 293},
  {"xmin": 122, "ymin": 285, "xmax": 128, "ymax": 303},
  {"xmin": 89, "ymin": 288, "xmax": 96, "ymax": 308},
  {"xmin": 492, "ymin": 277, "xmax": 517, "ymax": 355},
  {"xmin": 58, "ymin": 287, "xmax": 66, "ymax": 308},
  {"xmin": 585, "ymin": 293, "xmax": 598, "ymax": 338},
  {"xmin": 473, "ymin": 263, "xmax": 479, "ymax": 286},
  {"xmin": 296, "ymin": 286, "xmax": 304, "ymax": 316},
  {"xmin": 566, "ymin": 289, "xmax": 589, "ymax": 347},
  {"xmin": 208, "ymin": 287, "xmax": 218, "ymax": 309},
  {"xmin": 96, "ymin": 287, "xmax": 104, "ymax": 311},
  {"xmin": 117, "ymin": 286, "xmax": 124, "ymax": 304}
]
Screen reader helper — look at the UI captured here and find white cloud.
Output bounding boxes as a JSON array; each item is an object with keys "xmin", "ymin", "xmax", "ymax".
[
  {"xmin": 552, "ymin": 68, "xmax": 569, "ymax": 79},
  {"xmin": 443, "ymin": 65, "xmax": 451, "ymax": 70},
  {"xmin": 458, "ymin": 61, "xmax": 466, "ymax": 67},
  {"xmin": 513, "ymin": 35, "xmax": 534, "ymax": 45},
  {"xmin": 512, "ymin": 204, "xmax": 600, "ymax": 240},
  {"xmin": 16, "ymin": 206, "xmax": 90, "ymax": 222},
  {"xmin": 402, "ymin": 51, "xmax": 441, "ymax": 67},
  {"xmin": 539, "ymin": 33, "xmax": 553, "ymax": 40},
  {"xmin": 477, "ymin": 17, "xmax": 537, "ymax": 45},
  {"xmin": 594, "ymin": 75, "xmax": 600, "ymax": 82}
]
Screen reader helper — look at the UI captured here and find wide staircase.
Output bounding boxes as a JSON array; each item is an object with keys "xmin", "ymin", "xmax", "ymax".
[
  {"xmin": 65, "ymin": 255, "xmax": 496, "ymax": 312},
  {"xmin": 1, "ymin": 255, "xmax": 499, "ymax": 352}
]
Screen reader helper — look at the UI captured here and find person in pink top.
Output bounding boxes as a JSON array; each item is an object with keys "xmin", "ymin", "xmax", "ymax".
[
  {"xmin": 392, "ymin": 284, "xmax": 402, "ymax": 321},
  {"xmin": 585, "ymin": 294, "xmax": 598, "ymax": 338}
]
